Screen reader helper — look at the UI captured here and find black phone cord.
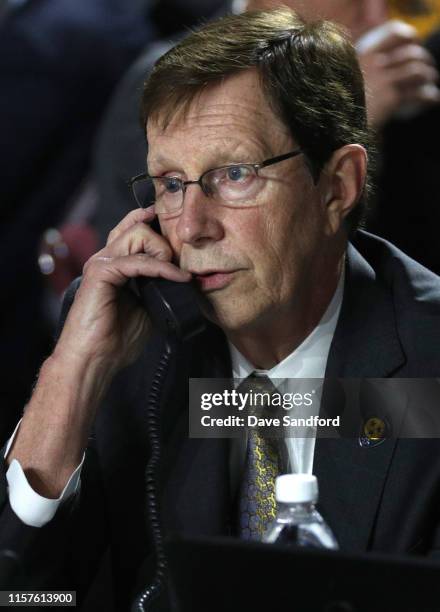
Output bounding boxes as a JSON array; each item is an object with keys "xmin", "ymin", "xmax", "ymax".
[{"xmin": 132, "ymin": 340, "xmax": 174, "ymax": 612}]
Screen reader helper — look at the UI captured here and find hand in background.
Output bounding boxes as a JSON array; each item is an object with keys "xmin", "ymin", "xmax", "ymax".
[{"xmin": 356, "ymin": 20, "xmax": 440, "ymax": 128}]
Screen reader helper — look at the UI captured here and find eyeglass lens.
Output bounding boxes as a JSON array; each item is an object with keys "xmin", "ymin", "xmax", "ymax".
[{"xmin": 133, "ymin": 164, "xmax": 263, "ymax": 213}]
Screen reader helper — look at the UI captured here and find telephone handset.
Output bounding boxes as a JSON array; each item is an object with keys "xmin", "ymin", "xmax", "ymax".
[
  {"xmin": 135, "ymin": 276, "xmax": 206, "ymax": 342},
  {"xmin": 136, "ymin": 215, "xmax": 206, "ymax": 343}
]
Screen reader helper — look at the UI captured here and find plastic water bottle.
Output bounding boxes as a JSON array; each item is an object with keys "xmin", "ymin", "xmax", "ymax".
[{"xmin": 262, "ymin": 474, "xmax": 338, "ymax": 549}]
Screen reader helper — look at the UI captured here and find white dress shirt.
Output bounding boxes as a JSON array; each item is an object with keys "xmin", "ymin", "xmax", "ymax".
[
  {"xmin": 228, "ymin": 268, "xmax": 344, "ymax": 484},
  {"xmin": 4, "ymin": 271, "xmax": 344, "ymax": 527}
]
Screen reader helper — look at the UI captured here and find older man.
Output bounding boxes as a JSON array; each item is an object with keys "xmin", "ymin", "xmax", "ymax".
[{"xmin": 1, "ymin": 7, "xmax": 440, "ymax": 610}]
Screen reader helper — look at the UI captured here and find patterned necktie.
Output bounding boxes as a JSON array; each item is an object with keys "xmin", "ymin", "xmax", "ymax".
[{"xmin": 238, "ymin": 372, "xmax": 281, "ymax": 540}]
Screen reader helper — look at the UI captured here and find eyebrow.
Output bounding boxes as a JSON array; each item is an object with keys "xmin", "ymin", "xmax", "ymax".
[
  {"xmin": 146, "ymin": 154, "xmax": 175, "ymax": 175},
  {"xmin": 147, "ymin": 147, "xmax": 270, "ymax": 175}
]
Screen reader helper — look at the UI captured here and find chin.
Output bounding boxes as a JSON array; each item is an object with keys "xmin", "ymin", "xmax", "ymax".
[{"xmin": 198, "ymin": 293, "xmax": 265, "ymax": 333}]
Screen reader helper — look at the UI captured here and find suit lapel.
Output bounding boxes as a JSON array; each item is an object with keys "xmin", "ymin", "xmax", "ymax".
[
  {"xmin": 326, "ymin": 242, "xmax": 405, "ymax": 378},
  {"xmin": 314, "ymin": 242, "xmax": 406, "ymax": 552}
]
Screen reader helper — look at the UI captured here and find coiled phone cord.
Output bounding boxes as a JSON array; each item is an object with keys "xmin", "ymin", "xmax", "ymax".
[{"xmin": 132, "ymin": 340, "xmax": 174, "ymax": 612}]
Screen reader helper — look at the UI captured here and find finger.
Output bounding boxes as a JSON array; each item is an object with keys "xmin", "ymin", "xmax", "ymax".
[
  {"xmin": 401, "ymin": 83, "xmax": 440, "ymax": 107},
  {"xmin": 390, "ymin": 62, "xmax": 439, "ymax": 92},
  {"xmin": 102, "ymin": 220, "xmax": 173, "ymax": 261},
  {"xmin": 83, "ymin": 253, "xmax": 192, "ymax": 288},
  {"xmin": 380, "ymin": 44, "xmax": 436, "ymax": 70},
  {"xmin": 361, "ymin": 22, "xmax": 418, "ymax": 54},
  {"xmin": 106, "ymin": 206, "xmax": 156, "ymax": 246}
]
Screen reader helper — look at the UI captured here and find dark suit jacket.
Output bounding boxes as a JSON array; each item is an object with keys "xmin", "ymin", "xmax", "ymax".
[{"xmin": 1, "ymin": 230, "xmax": 440, "ymax": 610}]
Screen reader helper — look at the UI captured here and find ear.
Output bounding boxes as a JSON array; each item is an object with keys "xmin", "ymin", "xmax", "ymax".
[{"xmin": 321, "ymin": 144, "xmax": 367, "ymax": 236}]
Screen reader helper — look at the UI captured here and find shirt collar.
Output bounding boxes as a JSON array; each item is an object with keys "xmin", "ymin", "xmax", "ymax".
[{"xmin": 229, "ymin": 266, "xmax": 345, "ymax": 381}]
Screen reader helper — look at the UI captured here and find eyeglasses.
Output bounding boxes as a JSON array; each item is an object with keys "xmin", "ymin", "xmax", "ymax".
[{"xmin": 129, "ymin": 149, "xmax": 303, "ymax": 217}]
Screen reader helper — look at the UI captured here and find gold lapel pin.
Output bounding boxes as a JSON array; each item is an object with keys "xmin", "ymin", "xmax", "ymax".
[{"xmin": 359, "ymin": 416, "xmax": 389, "ymax": 448}]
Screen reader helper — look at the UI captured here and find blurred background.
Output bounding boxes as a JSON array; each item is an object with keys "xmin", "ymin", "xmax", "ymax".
[
  {"xmin": 2, "ymin": 0, "xmax": 440, "ymax": 444},
  {"xmin": 389, "ymin": 0, "xmax": 440, "ymax": 35}
]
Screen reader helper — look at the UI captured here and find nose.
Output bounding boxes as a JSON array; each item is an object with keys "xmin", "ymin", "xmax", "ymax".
[{"xmin": 175, "ymin": 183, "xmax": 224, "ymax": 246}]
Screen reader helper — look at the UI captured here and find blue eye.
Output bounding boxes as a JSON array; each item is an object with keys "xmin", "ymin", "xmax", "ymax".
[
  {"xmin": 226, "ymin": 166, "xmax": 251, "ymax": 182},
  {"xmin": 164, "ymin": 177, "xmax": 182, "ymax": 193}
]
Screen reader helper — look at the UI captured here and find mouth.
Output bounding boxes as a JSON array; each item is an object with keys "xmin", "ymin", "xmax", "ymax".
[{"xmin": 190, "ymin": 269, "xmax": 241, "ymax": 292}]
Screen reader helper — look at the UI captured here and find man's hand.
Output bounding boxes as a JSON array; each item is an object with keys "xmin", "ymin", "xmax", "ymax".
[
  {"xmin": 6, "ymin": 208, "xmax": 190, "ymax": 498},
  {"xmin": 356, "ymin": 21, "xmax": 440, "ymax": 128},
  {"xmin": 55, "ymin": 206, "xmax": 191, "ymax": 373}
]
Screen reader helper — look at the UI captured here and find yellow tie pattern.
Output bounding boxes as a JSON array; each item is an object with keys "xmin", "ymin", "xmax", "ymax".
[{"xmin": 238, "ymin": 373, "xmax": 280, "ymax": 540}]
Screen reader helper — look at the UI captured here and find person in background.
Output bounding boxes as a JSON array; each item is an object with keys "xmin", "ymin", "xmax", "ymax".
[{"xmin": 250, "ymin": 0, "xmax": 440, "ymax": 127}]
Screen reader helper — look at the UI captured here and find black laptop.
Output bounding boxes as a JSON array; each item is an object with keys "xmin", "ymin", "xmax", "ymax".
[{"xmin": 166, "ymin": 535, "xmax": 440, "ymax": 612}]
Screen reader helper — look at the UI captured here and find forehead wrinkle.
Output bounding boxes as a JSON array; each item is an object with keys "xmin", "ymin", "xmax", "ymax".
[
  {"xmin": 148, "ymin": 134, "xmax": 278, "ymax": 174},
  {"xmin": 152, "ymin": 115, "xmax": 289, "ymax": 142},
  {"xmin": 149, "ymin": 96, "xmax": 291, "ymax": 138},
  {"xmin": 148, "ymin": 118, "xmax": 291, "ymax": 160},
  {"xmin": 182, "ymin": 102, "xmax": 271, "ymax": 123},
  {"xmin": 149, "ymin": 128, "xmax": 268, "ymax": 150},
  {"xmin": 157, "ymin": 122, "xmax": 262, "ymax": 137}
]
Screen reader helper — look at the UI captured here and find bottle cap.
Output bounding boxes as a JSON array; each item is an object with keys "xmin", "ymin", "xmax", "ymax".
[{"xmin": 275, "ymin": 474, "xmax": 318, "ymax": 504}]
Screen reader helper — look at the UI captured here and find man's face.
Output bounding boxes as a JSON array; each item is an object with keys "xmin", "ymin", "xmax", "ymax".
[
  {"xmin": 248, "ymin": 0, "xmax": 389, "ymax": 41},
  {"xmin": 147, "ymin": 70, "xmax": 332, "ymax": 333}
]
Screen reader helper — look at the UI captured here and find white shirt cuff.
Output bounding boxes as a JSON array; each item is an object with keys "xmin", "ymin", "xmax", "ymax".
[{"xmin": 4, "ymin": 420, "xmax": 84, "ymax": 527}]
